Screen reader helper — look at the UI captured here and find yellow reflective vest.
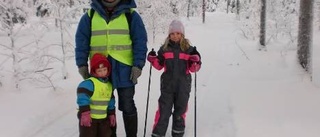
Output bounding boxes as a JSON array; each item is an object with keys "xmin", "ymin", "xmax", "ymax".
[
  {"xmin": 88, "ymin": 10, "xmax": 133, "ymax": 66},
  {"xmin": 88, "ymin": 77, "xmax": 113, "ymax": 119}
]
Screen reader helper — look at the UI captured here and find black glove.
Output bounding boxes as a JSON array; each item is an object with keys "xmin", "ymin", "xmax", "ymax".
[
  {"xmin": 189, "ymin": 47, "xmax": 202, "ymax": 65},
  {"xmin": 78, "ymin": 66, "xmax": 90, "ymax": 79},
  {"xmin": 190, "ymin": 47, "xmax": 200, "ymax": 55},
  {"xmin": 148, "ymin": 48, "xmax": 156, "ymax": 56}
]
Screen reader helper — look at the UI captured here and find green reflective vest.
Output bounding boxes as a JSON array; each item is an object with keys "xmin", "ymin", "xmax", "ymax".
[
  {"xmin": 89, "ymin": 77, "xmax": 113, "ymax": 119},
  {"xmin": 88, "ymin": 10, "xmax": 133, "ymax": 66}
]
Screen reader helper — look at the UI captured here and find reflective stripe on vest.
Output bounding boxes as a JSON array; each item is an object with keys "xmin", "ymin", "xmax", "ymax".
[
  {"xmin": 89, "ymin": 77, "xmax": 113, "ymax": 119},
  {"xmin": 89, "ymin": 11, "xmax": 133, "ymax": 66}
]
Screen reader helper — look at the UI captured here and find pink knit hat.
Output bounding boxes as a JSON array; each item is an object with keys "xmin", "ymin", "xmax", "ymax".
[{"xmin": 168, "ymin": 19, "xmax": 185, "ymax": 35}]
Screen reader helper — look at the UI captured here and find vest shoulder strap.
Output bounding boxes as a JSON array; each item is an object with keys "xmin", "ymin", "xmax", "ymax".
[
  {"xmin": 89, "ymin": 8, "xmax": 95, "ymax": 30},
  {"xmin": 88, "ymin": 8, "xmax": 133, "ymax": 30},
  {"xmin": 125, "ymin": 10, "xmax": 132, "ymax": 30}
]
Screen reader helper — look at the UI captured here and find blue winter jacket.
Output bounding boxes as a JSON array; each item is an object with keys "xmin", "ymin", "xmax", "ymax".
[{"xmin": 75, "ymin": 0, "xmax": 148, "ymax": 88}]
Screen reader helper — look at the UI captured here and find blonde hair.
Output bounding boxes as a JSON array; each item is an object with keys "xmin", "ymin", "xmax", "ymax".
[{"xmin": 163, "ymin": 34, "xmax": 191, "ymax": 52}]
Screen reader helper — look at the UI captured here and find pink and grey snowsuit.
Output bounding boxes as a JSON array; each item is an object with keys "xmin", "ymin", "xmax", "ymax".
[{"xmin": 148, "ymin": 40, "xmax": 201, "ymax": 137}]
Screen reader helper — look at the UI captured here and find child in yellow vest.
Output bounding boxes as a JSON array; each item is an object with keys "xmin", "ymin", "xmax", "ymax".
[{"xmin": 77, "ymin": 53, "xmax": 116, "ymax": 137}]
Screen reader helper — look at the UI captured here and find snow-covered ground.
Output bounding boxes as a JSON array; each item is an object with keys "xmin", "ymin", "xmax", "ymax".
[
  {"xmin": 313, "ymin": 29, "xmax": 320, "ymax": 87},
  {"xmin": 1, "ymin": 12, "xmax": 320, "ymax": 137}
]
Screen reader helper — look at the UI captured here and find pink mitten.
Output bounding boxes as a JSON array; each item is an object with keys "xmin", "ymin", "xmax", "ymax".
[
  {"xmin": 147, "ymin": 55, "xmax": 163, "ymax": 70},
  {"xmin": 109, "ymin": 114, "xmax": 117, "ymax": 127},
  {"xmin": 147, "ymin": 55, "xmax": 157, "ymax": 63},
  {"xmin": 80, "ymin": 111, "xmax": 92, "ymax": 127},
  {"xmin": 189, "ymin": 63, "xmax": 201, "ymax": 72},
  {"xmin": 189, "ymin": 55, "xmax": 200, "ymax": 62}
]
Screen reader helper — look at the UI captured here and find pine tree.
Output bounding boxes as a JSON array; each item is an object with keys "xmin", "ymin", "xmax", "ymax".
[
  {"xmin": 259, "ymin": 0, "xmax": 266, "ymax": 50},
  {"xmin": 297, "ymin": 0, "xmax": 314, "ymax": 71}
]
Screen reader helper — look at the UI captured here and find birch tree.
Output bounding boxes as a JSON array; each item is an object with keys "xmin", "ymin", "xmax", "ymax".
[
  {"xmin": 137, "ymin": 0, "xmax": 186, "ymax": 43},
  {"xmin": 0, "ymin": 0, "xmax": 54, "ymax": 89},
  {"xmin": 238, "ymin": 0, "xmax": 260, "ymax": 40},
  {"xmin": 40, "ymin": 0, "xmax": 88, "ymax": 79},
  {"xmin": 267, "ymin": 0, "xmax": 299, "ymax": 46},
  {"xmin": 0, "ymin": 0, "xmax": 87, "ymax": 90},
  {"xmin": 187, "ymin": 0, "xmax": 203, "ymax": 19},
  {"xmin": 0, "ymin": 0, "xmax": 29, "ymax": 89}
]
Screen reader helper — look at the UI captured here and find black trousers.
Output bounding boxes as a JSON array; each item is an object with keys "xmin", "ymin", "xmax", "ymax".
[
  {"xmin": 152, "ymin": 74, "xmax": 191, "ymax": 136},
  {"xmin": 79, "ymin": 119, "xmax": 112, "ymax": 137},
  {"xmin": 116, "ymin": 86, "xmax": 138, "ymax": 137}
]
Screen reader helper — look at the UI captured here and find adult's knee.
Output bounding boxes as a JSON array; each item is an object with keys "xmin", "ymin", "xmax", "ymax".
[
  {"xmin": 118, "ymin": 96, "xmax": 136, "ymax": 115},
  {"xmin": 120, "ymin": 102, "xmax": 137, "ymax": 115},
  {"xmin": 117, "ymin": 87, "xmax": 137, "ymax": 115}
]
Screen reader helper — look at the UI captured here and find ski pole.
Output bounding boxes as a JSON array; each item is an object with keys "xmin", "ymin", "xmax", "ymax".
[
  {"xmin": 143, "ymin": 48, "xmax": 154, "ymax": 137},
  {"xmin": 194, "ymin": 67, "xmax": 197, "ymax": 137}
]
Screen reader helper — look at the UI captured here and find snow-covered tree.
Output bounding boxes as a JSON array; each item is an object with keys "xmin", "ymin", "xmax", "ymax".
[
  {"xmin": 188, "ymin": 0, "xmax": 202, "ymax": 18},
  {"xmin": 267, "ymin": 0, "xmax": 299, "ymax": 46},
  {"xmin": 0, "ymin": 0, "xmax": 89, "ymax": 90},
  {"xmin": 238, "ymin": 0, "xmax": 300, "ymax": 44},
  {"xmin": 137, "ymin": 0, "xmax": 188, "ymax": 43},
  {"xmin": 37, "ymin": 0, "xmax": 89, "ymax": 80},
  {"xmin": 237, "ymin": 0, "xmax": 261, "ymax": 40},
  {"xmin": 206, "ymin": 0, "xmax": 219, "ymax": 12},
  {"xmin": 316, "ymin": 1, "xmax": 320, "ymax": 30},
  {"xmin": 0, "ymin": 0, "xmax": 32, "ymax": 89},
  {"xmin": 236, "ymin": 0, "xmax": 240, "ymax": 15},
  {"xmin": 259, "ymin": 0, "xmax": 266, "ymax": 50},
  {"xmin": 206, "ymin": 0, "xmax": 233, "ymax": 13},
  {"xmin": 297, "ymin": 0, "xmax": 314, "ymax": 71}
]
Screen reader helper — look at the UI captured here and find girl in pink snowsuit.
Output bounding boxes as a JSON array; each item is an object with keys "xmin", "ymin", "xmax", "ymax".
[{"xmin": 147, "ymin": 19, "xmax": 201, "ymax": 137}]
